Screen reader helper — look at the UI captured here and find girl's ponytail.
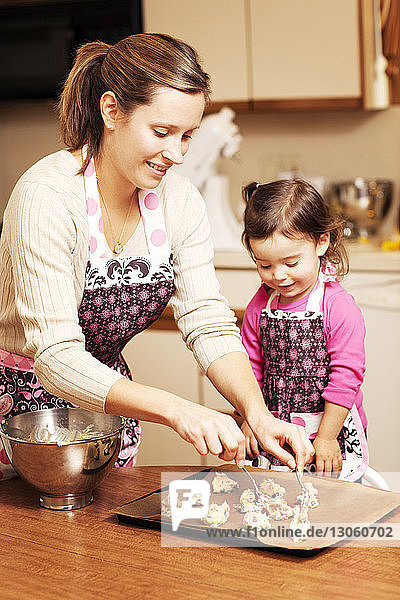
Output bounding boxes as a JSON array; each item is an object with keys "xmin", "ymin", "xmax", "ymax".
[
  {"xmin": 241, "ymin": 181, "xmax": 262, "ymax": 257},
  {"xmin": 58, "ymin": 41, "xmax": 110, "ymax": 173},
  {"xmin": 242, "ymin": 181, "xmax": 259, "ymax": 204}
]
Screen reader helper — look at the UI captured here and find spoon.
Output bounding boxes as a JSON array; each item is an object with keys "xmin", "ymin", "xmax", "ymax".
[
  {"xmin": 241, "ymin": 466, "xmax": 261, "ymax": 496},
  {"xmin": 294, "ymin": 468, "xmax": 310, "ymax": 513},
  {"xmin": 294, "ymin": 468, "xmax": 306, "ymax": 490}
]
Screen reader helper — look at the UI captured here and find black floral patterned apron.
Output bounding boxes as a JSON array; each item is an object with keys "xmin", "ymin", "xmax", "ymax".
[
  {"xmin": 254, "ymin": 272, "xmax": 368, "ymax": 481},
  {"xmin": 0, "ymin": 149, "xmax": 174, "ymax": 480}
]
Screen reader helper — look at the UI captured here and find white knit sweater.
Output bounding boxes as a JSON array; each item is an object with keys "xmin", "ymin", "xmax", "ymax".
[{"xmin": 0, "ymin": 150, "xmax": 244, "ymax": 412}]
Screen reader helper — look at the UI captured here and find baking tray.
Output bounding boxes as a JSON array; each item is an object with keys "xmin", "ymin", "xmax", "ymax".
[{"xmin": 113, "ymin": 466, "xmax": 400, "ymax": 555}]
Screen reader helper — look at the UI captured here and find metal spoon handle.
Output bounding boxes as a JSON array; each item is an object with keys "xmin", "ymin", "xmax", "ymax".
[
  {"xmin": 242, "ymin": 466, "xmax": 260, "ymax": 495},
  {"xmin": 294, "ymin": 468, "xmax": 311, "ymax": 514},
  {"xmin": 294, "ymin": 468, "xmax": 306, "ymax": 490}
]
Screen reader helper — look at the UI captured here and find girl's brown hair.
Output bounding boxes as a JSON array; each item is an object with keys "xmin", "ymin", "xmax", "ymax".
[
  {"xmin": 242, "ymin": 179, "xmax": 349, "ymax": 278},
  {"xmin": 58, "ymin": 33, "xmax": 211, "ymax": 173}
]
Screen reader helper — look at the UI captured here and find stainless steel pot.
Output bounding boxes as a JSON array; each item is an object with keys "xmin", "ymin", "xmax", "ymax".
[
  {"xmin": 0, "ymin": 408, "xmax": 125, "ymax": 510},
  {"xmin": 328, "ymin": 178, "xmax": 393, "ymax": 239}
]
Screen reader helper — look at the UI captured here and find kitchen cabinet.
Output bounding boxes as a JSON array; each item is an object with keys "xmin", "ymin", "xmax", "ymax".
[
  {"xmin": 250, "ymin": 0, "xmax": 361, "ymax": 107},
  {"xmin": 143, "ymin": 0, "xmax": 389, "ymax": 111},
  {"xmin": 341, "ymin": 271, "xmax": 400, "ymax": 476},
  {"xmin": 142, "ymin": 0, "xmax": 249, "ymax": 105},
  {"xmin": 123, "ymin": 330, "xmax": 205, "ymax": 466}
]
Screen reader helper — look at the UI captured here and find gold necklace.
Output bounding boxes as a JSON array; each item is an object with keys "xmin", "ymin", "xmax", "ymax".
[{"xmin": 96, "ymin": 179, "xmax": 134, "ymax": 255}]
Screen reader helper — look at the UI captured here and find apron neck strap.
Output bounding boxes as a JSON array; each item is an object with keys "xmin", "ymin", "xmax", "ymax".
[{"xmin": 265, "ymin": 274, "xmax": 325, "ymax": 313}]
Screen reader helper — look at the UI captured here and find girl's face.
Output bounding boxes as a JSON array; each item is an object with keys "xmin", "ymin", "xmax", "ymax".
[
  {"xmin": 101, "ymin": 86, "xmax": 205, "ymax": 190},
  {"xmin": 250, "ymin": 232, "xmax": 330, "ymax": 304}
]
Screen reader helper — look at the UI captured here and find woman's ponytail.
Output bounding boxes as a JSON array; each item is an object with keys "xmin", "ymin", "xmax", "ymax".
[{"xmin": 58, "ymin": 41, "xmax": 110, "ymax": 173}]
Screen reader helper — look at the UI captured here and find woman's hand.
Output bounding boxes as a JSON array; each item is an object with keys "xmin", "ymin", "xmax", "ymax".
[
  {"xmin": 249, "ymin": 413, "xmax": 315, "ymax": 472},
  {"xmin": 171, "ymin": 403, "xmax": 246, "ymax": 466},
  {"xmin": 241, "ymin": 420, "xmax": 260, "ymax": 460},
  {"xmin": 312, "ymin": 435, "xmax": 342, "ymax": 477}
]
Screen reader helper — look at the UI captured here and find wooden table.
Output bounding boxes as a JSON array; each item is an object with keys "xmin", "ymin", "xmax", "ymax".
[{"xmin": 1, "ymin": 467, "xmax": 399, "ymax": 600}]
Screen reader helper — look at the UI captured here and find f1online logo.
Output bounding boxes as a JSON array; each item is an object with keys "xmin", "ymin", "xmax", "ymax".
[{"xmin": 169, "ymin": 479, "xmax": 210, "ymax": 531}]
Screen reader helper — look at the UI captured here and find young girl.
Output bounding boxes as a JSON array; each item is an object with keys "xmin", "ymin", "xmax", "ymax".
[{"xmin": 241, "ymin": 179, "xmax": 368, "ymax": 481}]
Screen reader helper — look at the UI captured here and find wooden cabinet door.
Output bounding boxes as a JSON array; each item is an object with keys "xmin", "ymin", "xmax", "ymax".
[
  {"xmin": 142, "ymin": 0, "xmax": 249, "ymax": 103},
  {"xmin": 249, "ymin": 0, "xmax": 362, "ymax": 108},
  {"xmin": 123, "ymin": 330, "xmax": 203, "ymax": 466},
  {"xmin": 342, "ymin": 271, "xmax": 400, "ymax": 473}
]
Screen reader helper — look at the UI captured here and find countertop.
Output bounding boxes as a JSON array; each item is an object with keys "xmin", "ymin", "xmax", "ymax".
[
  {"xmin": 214, "ymin": 243, "xmax": 400, "ymax": 272},
  {"xmin": 1, "ymin": 467, "xmax": 399, "ymax": 600}
]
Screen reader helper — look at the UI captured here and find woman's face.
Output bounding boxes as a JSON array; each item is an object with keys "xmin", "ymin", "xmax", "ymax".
[
  {"xmin": 103, "ymin": 86, "xmax": 205, "ymax": 190},
  {"xmin": 250, "ymin": 232, "xmax": 329, "ymax": 304}
]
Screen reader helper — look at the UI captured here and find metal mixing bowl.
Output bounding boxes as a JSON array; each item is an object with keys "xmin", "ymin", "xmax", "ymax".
[
  {"xmin": 328, "ymin": 178, "xmax": 393, "ymax": 239},
  {"xmin": 0, "ymin": 408, "xmax": 125, "ymax": 510}
]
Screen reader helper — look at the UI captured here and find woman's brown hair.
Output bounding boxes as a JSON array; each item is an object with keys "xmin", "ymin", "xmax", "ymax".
[
  {"xmin": 58, "ymin": 33, "xmax": 211, "ymax": 173},
  {"xmin": 242, "ymin": 179, "xmax": 349, "ymax": 278}
]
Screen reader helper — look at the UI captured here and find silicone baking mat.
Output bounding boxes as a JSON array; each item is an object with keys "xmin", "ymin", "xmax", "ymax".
[{"xmin": 113, "ymin": 466, "xmax": 400, "ymax": 554}]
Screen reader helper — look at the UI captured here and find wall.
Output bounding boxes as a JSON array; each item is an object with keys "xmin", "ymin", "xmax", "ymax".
[
  {"xmin": 219, "ymin": 106, "xmax": 400, "ymax": 236},
  {"xmin": 0, "ymin": 101, "xmax": 62, "ymax": 218},
  {"xmin": 1, "ymin": 101, "xmax": 399, "ymax": 237}
]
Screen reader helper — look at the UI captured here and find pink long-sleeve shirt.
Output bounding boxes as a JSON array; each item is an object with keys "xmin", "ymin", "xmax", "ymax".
[{"xmin": 241, "ymin": 281, "xmax": 367, "ymax": 428}]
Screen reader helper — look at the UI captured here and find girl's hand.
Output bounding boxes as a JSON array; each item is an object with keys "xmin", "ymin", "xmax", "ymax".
[
  {"xmin": 313, "ymin": 435, "xmax": 343, "ymax": 477},
  {"xmin": 172, "ymin": 403, "xmax": 246, "ymax": 466},
  {"xmin": 241, "ymin": 420, "xmax": 260, "ymax": 460}
]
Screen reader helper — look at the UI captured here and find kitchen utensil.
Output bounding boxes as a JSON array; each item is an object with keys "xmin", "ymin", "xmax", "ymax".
[
  {"xmin": 328, "ymin": 178, "xmax": 393, "ymax": 239},
  {"xmin": 294, "ymin": 468, "xmax": 311, "ymax": 513},
  {"xmin": 241, "ymin": 466, "xmax": 261, "ymax": 496},
  {"xmin": 294, "ymin": 468, "xmax": 305, "ymax": 489},
  {"xmin": 175, "ymin": 107, "xmax": 244, "ymax": 252},
  {"xmin": 0, "ymin": 408, "xmax": 125, "ymax": 510}
]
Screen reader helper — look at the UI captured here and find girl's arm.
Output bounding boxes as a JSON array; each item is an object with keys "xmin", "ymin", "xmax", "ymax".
[
  {"xmin": 322, "ymin": 286, "xmax": 366, "ymax": 413},
  {"xmin": 315, "ymin": 285, "xmax": 366, "ymax": 475},
  {"xmin": 313, "ymin": 402, "xmax": 349, "ymax": 476},
  {"xmin": 317, "ymin": 402, "xmax": 349, "ymax": 440},
  {"xmin": 240, "ymin": 287, "xmax": 267, "ymax": 387}
]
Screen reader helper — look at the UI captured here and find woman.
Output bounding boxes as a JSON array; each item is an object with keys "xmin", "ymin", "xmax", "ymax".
[{"xmin": 0, "ymin": 34, "xmax": 313, "ymax": 479}]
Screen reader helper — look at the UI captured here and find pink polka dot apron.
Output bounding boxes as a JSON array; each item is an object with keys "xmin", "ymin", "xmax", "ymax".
[
  {"xmin": 254, "ymin": 270, "xmax": 368, "ymax": 481},
  {"xmin": 0, "ymin": 148, "xmax": 174, "ymax": 480}
]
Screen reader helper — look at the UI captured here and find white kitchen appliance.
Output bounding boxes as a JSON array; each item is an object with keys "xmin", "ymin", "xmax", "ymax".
[{"xmin": 175, "ymin": 107, "xmax": 244, "ymax": 252}]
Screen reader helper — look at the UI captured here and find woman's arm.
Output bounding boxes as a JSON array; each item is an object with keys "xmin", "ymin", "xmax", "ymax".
[
  {"xmin": 104, "ymin": 375, "xmax": 246, "ymax": 464},
  {"xmin": 4, "ymin": 178, "xmax": 124, "ymax": 410}
]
